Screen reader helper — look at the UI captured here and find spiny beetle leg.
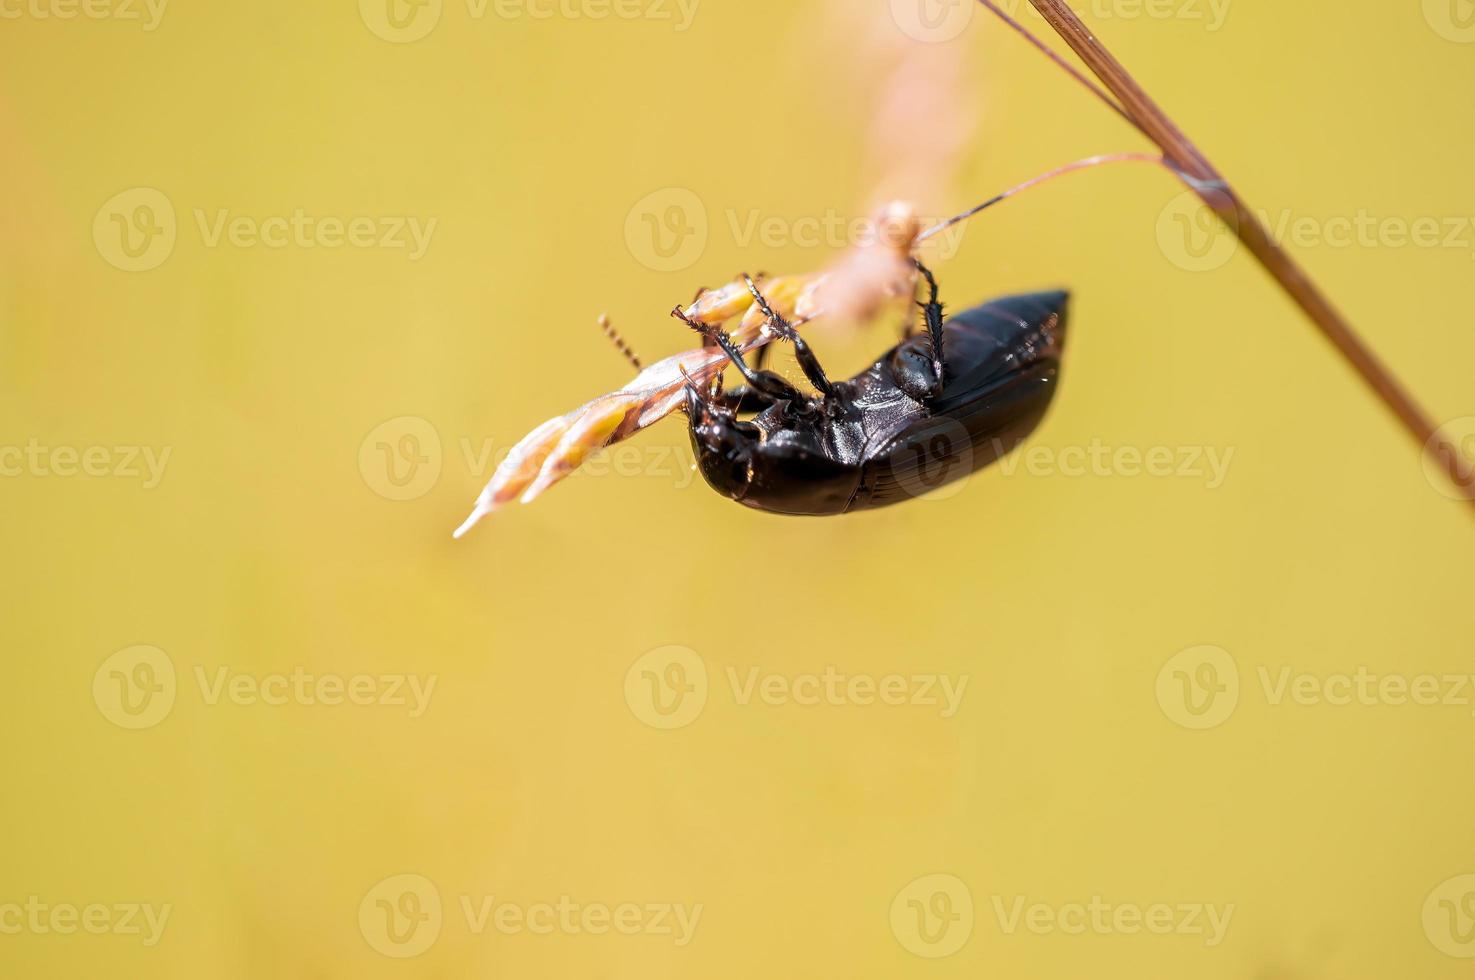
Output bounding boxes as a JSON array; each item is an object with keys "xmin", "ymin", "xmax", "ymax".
[
  {"xmin": 742, "ymin": 274, "xmax": 837, "ymax": 400},
  {"xmin": 672, "ymin": 306, "xmax": 809, "ymax": 408},
  {"xmin": 912, "ymin": 258, "xmax": 947, "ymax": 384}
]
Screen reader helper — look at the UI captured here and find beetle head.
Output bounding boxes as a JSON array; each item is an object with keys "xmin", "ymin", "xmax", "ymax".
[{"xmin": 684, "ymin": 387, "xmax": 755, "ymax": 502}]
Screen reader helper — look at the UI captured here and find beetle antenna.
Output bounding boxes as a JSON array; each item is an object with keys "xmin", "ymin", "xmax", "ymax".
[
  {"xmin": 596, "ymin": 313, "xmax": 643, "ymax": 371},
  {"xmin": 916, "ymin": 152, "xmax": 1167, "ymax": 243},
  {"xmin": 976, "ymin": 0, "xmax": 1145, "ymax": 137}
]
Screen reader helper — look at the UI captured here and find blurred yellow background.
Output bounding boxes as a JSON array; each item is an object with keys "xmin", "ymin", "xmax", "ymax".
[{"xmin": 3, "ymin": 1, "xmax": 1475, "ymax": 977}]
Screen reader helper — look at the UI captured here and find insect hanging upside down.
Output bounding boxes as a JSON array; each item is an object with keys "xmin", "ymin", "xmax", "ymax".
[
  {"xmin": 453, "ymin": 191, "xmax": 1088, "ymax": 537},
  {"xmin": 679, "ymin": 268, "xmax": 1068, "ymax": 516}
]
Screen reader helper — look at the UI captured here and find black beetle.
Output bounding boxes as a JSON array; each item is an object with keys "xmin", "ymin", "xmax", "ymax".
[{"xmin": 678, "ymin": 265, "xmax": 1068, "ymax": 515}]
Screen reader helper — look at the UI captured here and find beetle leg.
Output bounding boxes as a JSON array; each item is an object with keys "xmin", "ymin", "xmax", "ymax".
[
  {"xmin": 672, "ymin": 307, "xmax": 810, "ymax": 408},
  {"xmin": 714, "ymin": 384, "xmax": 778, "ymax": 415},
  {"xmin": 685, "ymin": 356, "xmax": 776, "ymax": 415},
  {"xmin": 742, "ymin": 274, "xmax": 838, "ymax": 400},
  {"xmin": 912, "ymin": 259, "xmax": 947, "ymax": 382}
]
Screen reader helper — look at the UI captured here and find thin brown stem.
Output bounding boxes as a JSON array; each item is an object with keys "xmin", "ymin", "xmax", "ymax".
[{"xmin": 1007, "ymin": 0, "xmax": 1475, "ymax": 507}]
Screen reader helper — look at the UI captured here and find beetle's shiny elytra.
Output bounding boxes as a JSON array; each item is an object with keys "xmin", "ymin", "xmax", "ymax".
[{"xmin": 683, "ymin": 275, "xmax": 1068, "ymax": 516}]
